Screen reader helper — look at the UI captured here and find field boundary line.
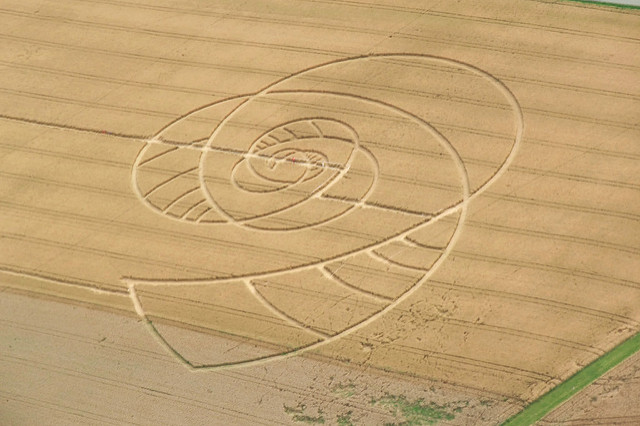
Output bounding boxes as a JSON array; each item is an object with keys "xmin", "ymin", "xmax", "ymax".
[
  {"xmin": 553, "ymin": 0, "xmax": 640, "ymax": 10},
  {"xmin": 502, "ymin": 331, "xmax": 640, "ymax": 425}
]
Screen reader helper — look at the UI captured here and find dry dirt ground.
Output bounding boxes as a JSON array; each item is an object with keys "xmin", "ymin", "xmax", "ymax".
[
  {"xmin": 0, "ymin": 290, "xmax": 519, "ymax": 424},
  {"xmin": 1, "ymin": 0, "xmax": 639, "ymax": 424},
  {"xmin": 540, "ymin": 351, "xmax": 640, "ymax": 425}
]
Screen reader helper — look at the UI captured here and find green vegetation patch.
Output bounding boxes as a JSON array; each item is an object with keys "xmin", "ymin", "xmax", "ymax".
[
  {"xmin": 337, "ymin": 411, "xmax": 355, "ymax": 426},
  {"xmin": 292, "ymin": 414, "xmax": 325, "ymax": 424},
  {"xmin": 561, "ymin": 0, "xmax": 640, "ymax": 9},
  {"xmin": 332, "ymin": 382, "xmax": 357, "ymax": 398},
  {"xmin": 284, "ymin": 403, "xmax": 325, "ymax": 424},
  {"xmin": 371, "ymin": 394, "xmax": 467, "ymax": 425}
]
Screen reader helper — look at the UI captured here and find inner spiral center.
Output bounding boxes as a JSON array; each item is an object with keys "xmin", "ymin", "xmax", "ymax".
[
  {"xmin": 229, "ymin": 118, "xmax": 356, "ymax": 196},
  {"xmin": 250, "ymin": 148, "xmax": 327, "ymax": 184}
]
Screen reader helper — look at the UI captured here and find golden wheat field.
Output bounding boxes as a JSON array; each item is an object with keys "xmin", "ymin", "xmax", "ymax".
[{"xmin": 1, "ymin": 0, "xmax": 639, "ymax": 424}]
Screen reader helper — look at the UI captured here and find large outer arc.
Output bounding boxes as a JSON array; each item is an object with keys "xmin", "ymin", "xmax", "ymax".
[{"xmin": 128, "ymin": 54, "xmax": 524, "ymax": 369}]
